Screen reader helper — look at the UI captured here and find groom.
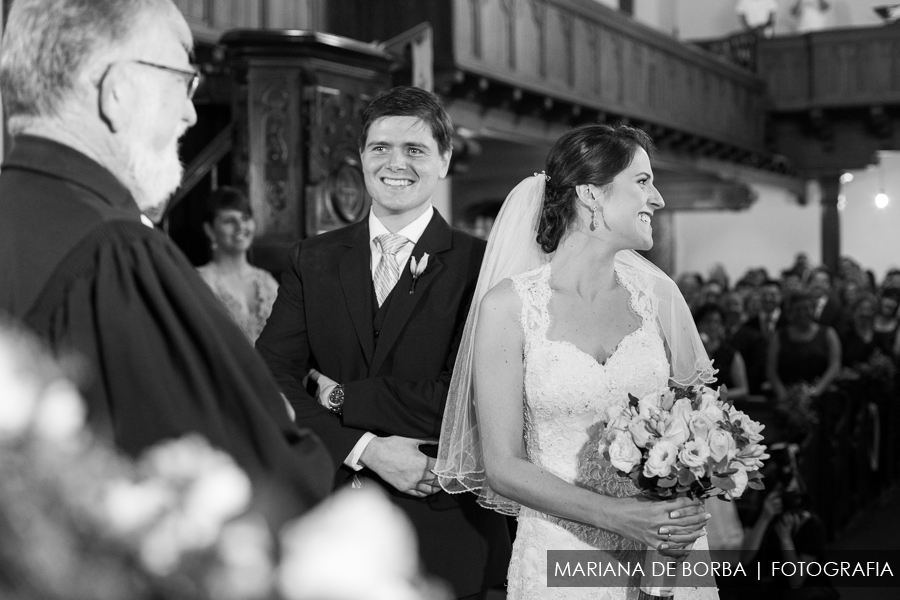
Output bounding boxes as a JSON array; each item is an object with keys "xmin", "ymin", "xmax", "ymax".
[{"xmin": 257, "ymin": 86, "xmax": 510, "ymax": 598}]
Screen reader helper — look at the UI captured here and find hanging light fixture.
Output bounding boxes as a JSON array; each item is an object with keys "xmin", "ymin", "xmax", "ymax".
[{"xmin": 876, "ymin": 153, "xmax": 890, "ymax": 209}]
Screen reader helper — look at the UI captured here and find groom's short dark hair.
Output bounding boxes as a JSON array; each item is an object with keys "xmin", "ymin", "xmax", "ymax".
[{"xmin": 359, "ymin": 86, "xmax": 453, "ymax": 156}]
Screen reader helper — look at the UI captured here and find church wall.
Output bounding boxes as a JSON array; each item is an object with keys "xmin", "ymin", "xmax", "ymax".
[
  {"xmin": 839, "ymin": 152, "xmax": 900, "ymax": 280},
  {"xmin": 672, "ymin": 182, "xmax": 821, "ymax": 280}
]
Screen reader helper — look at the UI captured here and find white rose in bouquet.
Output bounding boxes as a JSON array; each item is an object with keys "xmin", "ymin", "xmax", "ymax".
[
  {"xmin": 638, "ymin": 391, "xmax": 661, "ymax": 417},
  {"xmin": 660, "ymin": 414, "xmax": 688, "ymax": 447},
  {"xmin": 670, "ymin": 397, "xmax": 693, "ymax": 421},
  {"xmin": 728, "ymin": 407, "xmax": 766, "ymax": 443},
  {"xmin": 734, "ymin": 443, "xmax": 769, "ymax": 470},
  {"xmin": 643, "ymin": 440, "xmax": 678, "ymax": 478},
  {"xmin": 708, "ymin": 429, "xmax": 737, "ymax": 462},
  {"xmin": 628, "ymin": 416, "xmax": 656, "ymax": 448},
  {"xmin": 725, "ymin": 464, "xmax": 749, "ymax": 499},
  {"xmin": 608, "ymin": 430, "xmax": 642, "ymax": 472},
  {"xmin": 659, "ymin": 388, "xmax": 677, "ymax": 411},
  {"xmin": 686, "ymin": 411, "xmax": 716, "ymax": 441},
  {"xmin": 678, "ymin": 438, "xmax": 711, "ymax": 477}
]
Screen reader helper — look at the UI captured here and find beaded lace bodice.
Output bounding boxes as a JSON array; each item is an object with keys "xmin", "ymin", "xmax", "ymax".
[
  {"xmin": 504, "ymin": 262, "xmax": 723, "ymax": 600},
  {"xmin": 512, "ymin": 261, "xmax": 669, "ymax": 544}
]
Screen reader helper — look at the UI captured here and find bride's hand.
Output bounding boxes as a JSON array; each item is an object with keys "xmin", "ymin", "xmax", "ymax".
[{"xmin": 606, "ymin": 496, "xmax": 710, "ymax": 558}]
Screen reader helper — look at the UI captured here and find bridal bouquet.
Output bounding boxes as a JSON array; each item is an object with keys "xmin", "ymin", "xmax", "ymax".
[{"xmin": 599, "ymin": 385, "xmax": 767, "ymax": 501}]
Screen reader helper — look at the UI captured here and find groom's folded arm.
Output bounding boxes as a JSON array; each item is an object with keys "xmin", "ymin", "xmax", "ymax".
[{"xmin": 257, "ymin": 247, "xmax": 370, "ymax": 471}]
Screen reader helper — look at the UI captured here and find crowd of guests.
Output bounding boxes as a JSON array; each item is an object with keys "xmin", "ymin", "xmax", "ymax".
[
  {"xmin": 681, "ymin": 253, "xmax": 900, "ymax": 401},
  {"xmin": 682, "ymin": 253, "xmax": 900, "ymax": 599}
]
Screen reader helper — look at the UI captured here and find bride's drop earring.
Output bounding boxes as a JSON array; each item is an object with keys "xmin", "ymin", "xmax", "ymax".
[{"xmin": 589, "ymin": 204, "xmax": 600, "ymax": 231}]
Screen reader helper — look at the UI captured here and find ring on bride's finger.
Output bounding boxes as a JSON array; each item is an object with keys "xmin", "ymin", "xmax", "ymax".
[{"xmin": 667, "ymin": 532, "xmax": 672, "ymax": 541}]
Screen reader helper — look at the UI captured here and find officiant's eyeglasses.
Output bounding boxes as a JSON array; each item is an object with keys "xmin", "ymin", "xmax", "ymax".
[{"xmin": 131, "ymin": 60, "xmax": 200, "ymax": 99}]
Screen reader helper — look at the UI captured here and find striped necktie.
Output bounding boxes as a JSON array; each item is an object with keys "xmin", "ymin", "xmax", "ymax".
[{"xmin": 374, "ymin": 233, "xmax": 409, "ymax": 306}]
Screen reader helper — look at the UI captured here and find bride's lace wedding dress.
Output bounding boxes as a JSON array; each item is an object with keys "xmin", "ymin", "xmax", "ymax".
[{"xmin": 506, "ymin": 262, "xmax": 718, "ymax": 600}]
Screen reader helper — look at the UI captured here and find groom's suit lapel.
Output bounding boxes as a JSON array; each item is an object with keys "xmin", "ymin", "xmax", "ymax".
[
  {"xmin": 339, "ymin": 222, "xmax": 376, "ymax": 367},
  {"xmin": 369, "ymin": 212, "xmax": 451, "ymax": 375}
]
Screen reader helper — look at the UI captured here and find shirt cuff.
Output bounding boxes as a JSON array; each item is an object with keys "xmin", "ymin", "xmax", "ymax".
[{"xmin": 344, "ymin": 431, "xmax": 377, "ymax": 471}]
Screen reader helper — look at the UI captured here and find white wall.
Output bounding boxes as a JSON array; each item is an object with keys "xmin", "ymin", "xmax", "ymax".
[
  {"xmin": 840, "ymin": 152, "xmax": 900, "ymax": 280},
  {"xmin": 673, "ymin": 182, "xmax": 821, "ymax": 279},
  {"xmin": 674, "ymin": 0, "xmax": 888, "ymax": 40},
  {"xmin": 634, "ymin": 0, "xmax": 678, "ymax": 35}
]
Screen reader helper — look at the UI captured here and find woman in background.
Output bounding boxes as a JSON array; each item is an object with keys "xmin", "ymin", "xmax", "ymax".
[
  {"xmin": 767, "ymin": 291, "xmax": 842, "ymax": 401},
  {"xmin": 197, "ymin": 187, "xmax": 278, "ymax": 344},
  {"xmin": 874, "ymin": 289, "xmax": 900, "ymax": 359},
  {"xmin": 696, "ymin": 303, "xmax": 749, "ymax": 400}
]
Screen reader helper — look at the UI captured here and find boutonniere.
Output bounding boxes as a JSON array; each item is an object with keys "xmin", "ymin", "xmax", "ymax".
[{"xmin": 409, "ymin": 252, "xmax": 430, "ymax": 294}]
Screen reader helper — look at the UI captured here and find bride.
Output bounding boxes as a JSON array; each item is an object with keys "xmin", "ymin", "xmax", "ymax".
[{"xmin": 436, "ymin": 124, "xmax": 720, "ymax": 598}]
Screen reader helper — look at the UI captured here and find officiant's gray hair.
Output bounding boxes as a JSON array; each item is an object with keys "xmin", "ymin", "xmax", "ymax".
[{"xmin": 0, "ymin": 0, "xmax": 177, "ymax": 134}]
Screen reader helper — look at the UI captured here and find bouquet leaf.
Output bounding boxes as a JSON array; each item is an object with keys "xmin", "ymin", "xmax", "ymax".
[{"xmin": 711, "ymin": 475, "xmax": 736, "ymax": 490}]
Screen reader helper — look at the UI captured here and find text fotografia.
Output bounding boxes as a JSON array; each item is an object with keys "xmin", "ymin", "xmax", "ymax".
[
  {"xmin": 770, "ymin": 562, "xmax": 892, "ymax": 578},
  {"xmin": 546, "ymin": 550, "xmax": 898, "ymax": 588}
]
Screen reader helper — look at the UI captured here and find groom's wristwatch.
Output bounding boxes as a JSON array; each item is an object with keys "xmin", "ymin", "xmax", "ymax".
[{"xmin": 327, "ymin": 385, "xmax": 345, "ymax": 415}]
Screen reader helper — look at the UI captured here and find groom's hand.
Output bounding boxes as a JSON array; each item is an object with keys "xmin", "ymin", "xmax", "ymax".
[
  {"xmin": 359, "ymin": 436, "xmax": 441, "ymax": 497},
  {"xmin": 308, "ymin": 368, "xmax": 339, "ymax": 408}
]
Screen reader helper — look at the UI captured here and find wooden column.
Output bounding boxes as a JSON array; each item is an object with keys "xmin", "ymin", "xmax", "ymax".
[{"xmin": 819, "ymin": 174, "xmax": 841, "ymax": 274}]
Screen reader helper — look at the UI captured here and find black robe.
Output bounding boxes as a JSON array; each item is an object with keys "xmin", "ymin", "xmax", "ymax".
[{"xmin": 0, "ymin": 135, "xmax": 333, "ymax": 524}]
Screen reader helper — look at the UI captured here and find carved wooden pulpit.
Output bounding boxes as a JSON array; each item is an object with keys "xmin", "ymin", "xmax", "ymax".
[{"xmin": 221, "ymin": 30, "xmax": 392, "ymax": 268}]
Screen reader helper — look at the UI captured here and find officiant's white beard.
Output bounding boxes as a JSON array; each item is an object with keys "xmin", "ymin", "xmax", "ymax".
[{"xmin": 122, "ymin": 127, "xmax": 185, "ymax": 223}]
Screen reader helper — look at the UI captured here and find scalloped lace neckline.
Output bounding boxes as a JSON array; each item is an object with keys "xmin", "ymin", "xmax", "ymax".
[{"xmin": 540, "ymin": 262, "xmax": 644, "ymax": 368}]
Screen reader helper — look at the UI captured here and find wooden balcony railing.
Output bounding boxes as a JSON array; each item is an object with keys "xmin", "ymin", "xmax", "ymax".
[
  {"xmin": 325, "ymin": 0, "xmax": 769, "ymax": 156},
  {"xmin": 758, "ymin": 25, "xmax": 900, "ymax": 112}
]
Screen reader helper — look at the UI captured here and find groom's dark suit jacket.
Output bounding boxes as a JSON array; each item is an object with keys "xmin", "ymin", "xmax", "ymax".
[{"xmin": 257, "ymin": 212, "xmax": 511, "ymax": 596}]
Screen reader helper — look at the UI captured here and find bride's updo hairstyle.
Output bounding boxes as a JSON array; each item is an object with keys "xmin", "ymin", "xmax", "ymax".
[{"xmin": 538, "ymin": 123, "xmax": 655, "ymax": 253}]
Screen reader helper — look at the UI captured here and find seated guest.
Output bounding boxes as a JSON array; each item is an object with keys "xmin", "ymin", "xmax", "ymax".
[
  {"xmin": 721, "ymin": 291, "xmax": 748, "ymax": 338},
  {"xmin": 696, "ymin": 303, "xmax": 749, "ymax": 400},
  {"xmin": 197, "ymin": 187, "xmax": 278, "ymax": 344},
  {"xmin": 676, "ymin": 271, "xmax": 703, "ymax": 314},
  {"xmin": 780, "ymin": 268, "xmax": 804, "ymax": 297},
  {"xmin": 723, "ymin": 292, "xmax": 767, "ymax": 395},
  {"xmin": 744, "ymin": 279, "xmax": 784, "ymax": 339},
  {"xmin": 0, "ymin": 0, "xmax": 333, "ymax": 524},
  {"xmin": 874, "ymin": 289, "xmax": 900, "ymax": 358},
  {"xmin": 767, "ymin": 292, "xmax": 842, "ymax": 401},
  {"xmin": 808, "ymin": 267, "xmax": 842, "ymax": 329},
  {"xmin": 884, "ymin": 268, "xmax": 900, "ymax": 293},
  {"xmin": 699, "ymin": 280, "xmax": 725, "ymax": 308},
  {"xmin": 839, "ymin": 294, "xmax": 878, "ymax": 369}
]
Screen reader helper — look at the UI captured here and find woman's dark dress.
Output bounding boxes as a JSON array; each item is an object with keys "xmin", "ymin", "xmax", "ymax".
[{"xmin": 776, "ymin": 327, "xmax": 830, "ymax": 385}]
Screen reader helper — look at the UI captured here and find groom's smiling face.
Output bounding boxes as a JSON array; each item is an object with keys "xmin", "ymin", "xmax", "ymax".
[{"xmin": 361, "ymin": 116, "xmax": 451, "ymax": 221}]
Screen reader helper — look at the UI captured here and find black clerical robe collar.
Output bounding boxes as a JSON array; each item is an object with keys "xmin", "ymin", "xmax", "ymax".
[{"xmin": 3, "ymin": 134, "xmax": 141, "ymax": 220}]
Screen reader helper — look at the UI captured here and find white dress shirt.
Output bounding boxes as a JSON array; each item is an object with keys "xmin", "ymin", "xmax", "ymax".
[{"xmin": 344, "ymin": 205, "xmax": 435, "ymax": 471}]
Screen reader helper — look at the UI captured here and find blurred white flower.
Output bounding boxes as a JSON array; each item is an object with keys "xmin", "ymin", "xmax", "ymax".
[
  {"xmin": 140, "ymin": 514, "xmax": 185, "ymax": 575},
  {"xmin": 143, "ymin": 434, "xmax": 229, "ymax": 481},
  {"xmin": 32, "ymin": 380, "xmax": 86, "ymax": 443},
  {"xmin": 183, "ymin": 461, "xmax": 253, "ymax": 545},
  {"xmin": 103, "ymin": 479, "xmax": 175, "ymax": 535},
  {"xmin": 208, "ymin": 516, "xmax": 274, "ymax": 600},
  {"xmin": 0, "ymin": 345, "xmax": 39, "ymax": 438},
  {"xmin": 278, "ymin": 487, "xmax": 421, "ymax": 600}
]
